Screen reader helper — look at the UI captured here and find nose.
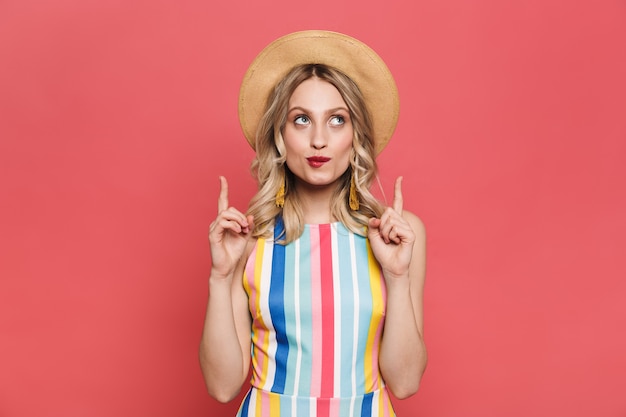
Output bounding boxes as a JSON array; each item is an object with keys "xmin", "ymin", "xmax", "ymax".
[{"xmin": 310, "ymin": 123, "xmax": 328, "ymax": 149}]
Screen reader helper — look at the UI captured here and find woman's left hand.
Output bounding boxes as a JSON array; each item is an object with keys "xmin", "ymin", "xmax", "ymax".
[{"xmin": 368, "ymin": 177, "xmax": 416, "ymax": 280}]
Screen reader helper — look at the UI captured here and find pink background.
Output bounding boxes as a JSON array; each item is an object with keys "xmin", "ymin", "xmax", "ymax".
[{"xmin": 1, "ymin": 0, "xmax": 625, "ymax": 416}]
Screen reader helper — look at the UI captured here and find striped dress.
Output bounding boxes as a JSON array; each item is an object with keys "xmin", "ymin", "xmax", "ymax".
[{"xmin": 236, "ymin": 218, "xmax": 395, "ymax": 416}]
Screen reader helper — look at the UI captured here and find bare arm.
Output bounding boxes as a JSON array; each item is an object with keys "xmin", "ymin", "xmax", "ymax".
[
  {"xmin": 199, "ymin": 177, "xmax": 254, "ymax": 403},
  {"xmin": 368, "ymin": 177, "xmax": 427, "ymax": 398},
  {"xmin": 377, "ymin": 211, "xmax": 426, "ymax": 398}
]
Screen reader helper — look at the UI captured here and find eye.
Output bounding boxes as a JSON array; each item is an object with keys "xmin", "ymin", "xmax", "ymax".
[
  {"xmin": 329, "ymin": 115, "xmax": 345, "ymax": 126},
  {"xmin": 294, "ymin": 115, "xmax": 310, "ymax": 125}
]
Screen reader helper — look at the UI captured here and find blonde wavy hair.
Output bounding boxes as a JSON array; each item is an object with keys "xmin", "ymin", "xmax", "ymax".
[{"xmin": 247, "ymin": 64, "xmax": 384, "ymax": 243}]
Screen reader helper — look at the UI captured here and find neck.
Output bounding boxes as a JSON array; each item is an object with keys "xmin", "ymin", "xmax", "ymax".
[{"xmin": 294, "ymin": 181, "xmax": 336, "ymax": 224}]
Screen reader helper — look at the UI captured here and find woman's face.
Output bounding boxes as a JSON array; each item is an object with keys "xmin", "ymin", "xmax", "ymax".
[{"xmin": 282, "ymin": 77, "xmax": 353, "ymax": 191}]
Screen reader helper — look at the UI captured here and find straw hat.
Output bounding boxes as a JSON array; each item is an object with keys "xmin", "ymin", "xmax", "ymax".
[{"xmin": 238, "ymin": 30, "xmax": 399, "ymax": 155}]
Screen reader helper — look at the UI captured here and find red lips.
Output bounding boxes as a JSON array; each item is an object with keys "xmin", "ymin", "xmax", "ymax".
[
  {"xmin": 306, "ymin": 156, "xmax": 331, "ymax": 167},
  {"xmin": 307, "ymin": 156, "xmax": 331, "ymax": 162}
]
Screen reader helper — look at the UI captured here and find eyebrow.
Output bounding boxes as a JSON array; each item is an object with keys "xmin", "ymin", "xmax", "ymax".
[{"xmin": 287, "ymin": 106, "xmax": 350, "ymax": 115}]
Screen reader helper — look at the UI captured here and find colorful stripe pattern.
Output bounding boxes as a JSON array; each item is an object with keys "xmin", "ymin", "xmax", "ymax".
[{"xmin": 237, "ymin": 220, "xmax": 395, "ymax": 416}]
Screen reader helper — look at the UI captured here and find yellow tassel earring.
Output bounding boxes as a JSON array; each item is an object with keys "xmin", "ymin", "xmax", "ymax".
[
  {"xmin": 275, "ymin": 180, "xmax": 285, "ymax": 208},
  {"xmin": 349, "ymin": 173, "xmax": 359, "ymax": 210}
]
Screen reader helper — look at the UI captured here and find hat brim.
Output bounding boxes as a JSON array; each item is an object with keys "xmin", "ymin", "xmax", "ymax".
[{"xmin": 238, "ymin": 30, "xmax": 399, "ymax": 155}]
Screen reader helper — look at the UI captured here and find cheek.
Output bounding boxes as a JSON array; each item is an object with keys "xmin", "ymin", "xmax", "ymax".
[
  {"xmin": 283, "ymin": 133, "xmax": 303, "ymax": 168},
  {"xmin": 339, "ymin": 130, "xmax": 354, "ymax": 154},
  {"xmin": 282, "ymin": 128, "xmax": 299, "ymax": 153},
  {"xmin": 336, "ymin": 133, "xmax": 354, "ymax": 168}
]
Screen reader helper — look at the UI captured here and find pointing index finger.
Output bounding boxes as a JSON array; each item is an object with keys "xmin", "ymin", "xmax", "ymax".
[
  {"xmin": 218, "ymin": 176, "xmax": 229, "ymax": 213},
  {"xmin": 393, "ymin": 176, "xmax": 404, "ymax": 213}
]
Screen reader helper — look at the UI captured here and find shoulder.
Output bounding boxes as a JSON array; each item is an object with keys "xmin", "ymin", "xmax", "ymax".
[
  {"xmin": 402, "ymin": 210, "xmax": 426, "ymax": 242},
  {"xmin": 244, "ymin": 237, "xmax": 259, "ymax": 261},
  {"xmin": 235, "ymin": 237, "xmax": 260, "ymax": 276}
]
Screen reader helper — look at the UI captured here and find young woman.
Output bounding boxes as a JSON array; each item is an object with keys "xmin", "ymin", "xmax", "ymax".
[{"xmin": 200, "ymin": 30, "xmax": 427, "ymax": 416}]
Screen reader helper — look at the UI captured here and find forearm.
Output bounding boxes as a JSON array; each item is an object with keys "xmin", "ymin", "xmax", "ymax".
[
  {"xmin": 199, "ymin": 273, "xmax": 247, "ymax": 402},
  {"xmin": 378, "ymin": 277, "xmax": 427, "ymax": 399}
]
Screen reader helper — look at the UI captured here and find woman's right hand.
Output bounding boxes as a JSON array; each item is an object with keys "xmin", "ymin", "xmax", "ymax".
[{"xmin": 208, "ymin": 176, "xmax": 254, "ymax": 279}]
